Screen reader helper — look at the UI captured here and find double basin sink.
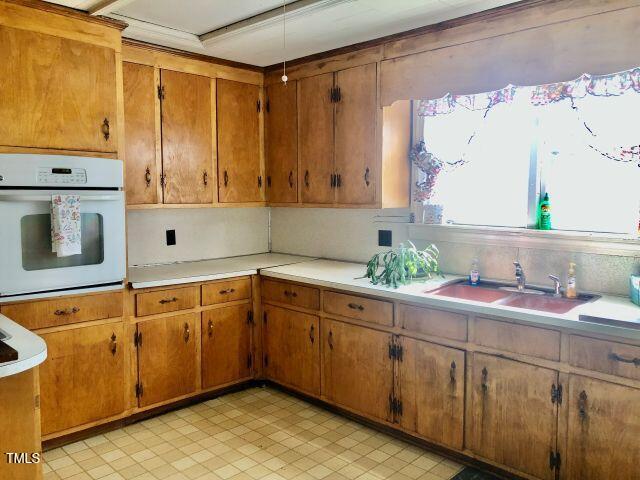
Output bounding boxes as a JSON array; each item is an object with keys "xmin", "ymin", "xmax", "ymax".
[{"xmin": 430, "ymin": 279, "xmax": 599, "ymax": 314}]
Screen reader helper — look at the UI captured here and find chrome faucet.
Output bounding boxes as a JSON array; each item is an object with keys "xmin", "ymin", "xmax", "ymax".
[
  {"xmin": 514, "ymin": 261, "xmax": 526, "ymax": 292},
  {"xmin": 549, "ymin": 275, "xmax": 562, "ymax": 297}
]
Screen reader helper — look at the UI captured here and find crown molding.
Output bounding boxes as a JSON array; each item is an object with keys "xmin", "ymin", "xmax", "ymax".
[{"xmin": 109, "ymin": 13, "xmax": 205, "ymax": 52}]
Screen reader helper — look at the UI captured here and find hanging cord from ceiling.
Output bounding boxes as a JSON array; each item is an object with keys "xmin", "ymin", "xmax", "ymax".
[{"xmin": 282, "ymin": 0, "xmax": 288, "ymax": 84}]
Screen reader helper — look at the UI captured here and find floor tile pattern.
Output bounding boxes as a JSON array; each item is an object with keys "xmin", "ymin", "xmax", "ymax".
[{"xmin": 44, "ymin": 387, "xmax": 465, "ymax": 480}]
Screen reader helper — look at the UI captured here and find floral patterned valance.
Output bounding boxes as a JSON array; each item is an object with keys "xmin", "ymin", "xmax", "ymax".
[{"xmin": 417, "ymin": 67, "xmax": 640, "ymax": 115}]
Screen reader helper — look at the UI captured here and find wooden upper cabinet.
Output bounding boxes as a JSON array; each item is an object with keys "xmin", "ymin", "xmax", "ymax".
[
  {"xmin": 298, "ymin": 73, "xmax": 335, "ymax": 204},
  {"xmin": 160, "ymin": 70, "xmax": 214, "ymax": 204},
  {"xmin": 398, "ymin": 337, "xmax": 465, "ymax": 450},
  {"xmin": 321, "ymin": 319, "xmax": 393, "ymax": 422},
  {"xmin": 201, "ymin": 305, "xmax": 252, "ymax": 389},
  {"xmin": 335, "ymin": 63, "xmax": 377, "ymax": 205},
  {"xmin": 566, "ymin": 375, "xmax": 640, "ymax": 480},
  {"xmin": 217, "ymin": 79, "xmax": 262, "ymax": 202},
  {"xmin": 468, "ymin": 354, "xmax": 559, "ymax": 480},
  {"xmin": 0, "ymin": 25, "xmax": 117, "ymax": 152},
  {"xmin": 39, "ymin": 323, "xmax": 125, "ymax": 436},
  {"xmin": 123, "ymin": 62, "xmax": 158, "ymax": 205},
  {"xmin": 266, "ymin": 81, "xmax": 298, "ymax": 203},
  {"xmin": 136, "ymin": 313, "xmax": 198, "ymax": 407}
]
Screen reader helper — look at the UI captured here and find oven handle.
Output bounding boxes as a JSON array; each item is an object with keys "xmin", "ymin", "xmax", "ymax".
[{"xmin": 0, "ymin": 194, "xmax": 121, "ymax": 202}]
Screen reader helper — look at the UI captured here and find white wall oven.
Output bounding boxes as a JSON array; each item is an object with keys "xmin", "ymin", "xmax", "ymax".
[{"xmin": 0, "ymin": 154, "xmax": 126, "ymax": 298}]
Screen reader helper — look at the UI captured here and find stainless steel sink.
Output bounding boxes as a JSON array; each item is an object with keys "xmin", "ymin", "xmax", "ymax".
[{"xmin": 0, "ymin": 328, "xmax": 10, "ymax": 341}]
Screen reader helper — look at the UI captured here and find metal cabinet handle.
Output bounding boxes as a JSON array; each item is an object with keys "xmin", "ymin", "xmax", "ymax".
[
  {"xmin": 304, "ymin": 170, "xmax": 310, "ymax": 188},
  {"xmin": 330, "ymin": 173, "xmax": 335, "ymax": 188},
  {"xmin": 219, "ymin": 288, "xmax": 235, "ymax": 295},
  {"xmin": 208, "ymin": 319, "xmax": 214, "ymax": 338},
  {"xmin": 450, "ymin": 361, "xmax": 457, "ymax": 384},
  {"xmin": 183, "ymin": 323, "xmax": 190, "ymax": 342},
  {"xmin": 110, "ymin": 333, "xmax": 117, "ymax": 355},
  {"xmin": 364, "ymin": 167, "xmax": 370, "ymax": 186},
  {"xmin": 481, "ymin": 367, "xmax": 489, "ymax": 392},
  {"xmin": 160, "ymin": 174, "xmax": 167, "ymax": 188},
  {"xmin": 258, "ymin": 176, "xmax": 263, "ymax": 188},
  {"xmin": 101, "ymin": 118, "xmax": 110, "ymax": 141},
  {"xmin": 608, "ymin": 352, "xmax": 640, "ymax": 367},
  {"xmin": 288, "ymin": 171, "xmax": 294, "ymax": 188},
  {"xmin": 54, "ymin": 307, "xmax": 79, "ymax": 316},
  {"xmin": 159, "ymin": 297, "xmax": 177, "ymax": 304},
  {"xmin": 309, "ymin": 324, "xmax": 315, "ymax": 344},
  {"xmin": 347, "ymin": 303, "xmax": 364, "ymax": 311},
  {"xmin": 578, "ymin": 390, "xmax": 588, "ymax": 421},
  {"xmin": 203, "ymin": 171, "xmax": 208, "ymax": 186},
  {"xmin": 283, "ymin": 290, "xmax": 297, "ymax": 298},
  {"xmin": 267, "ymin": 176, "xmax": 271, "ymax": 188},
  {"xmin": 145, "ymin": 167, "xmax": 152, "ymax": 187},
  {"xmin": 223, "ymin": 171, "xmax": 229, "ymax": 187},
  {"xmin": 328, "ymin": 330, "xmax": 333, "ymax": 350},
  {"xmin": 336, "ymin": 173, "xmax": 342, "ymax": 187}
]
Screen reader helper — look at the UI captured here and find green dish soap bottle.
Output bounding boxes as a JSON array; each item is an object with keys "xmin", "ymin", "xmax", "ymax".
[{"xmin": 538, "ymin": 193, "xmax": 552, "ymax": 230}]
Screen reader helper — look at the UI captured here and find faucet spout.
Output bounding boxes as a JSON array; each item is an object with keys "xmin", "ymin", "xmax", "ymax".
[{"xmin": 514, "ymin": 261, "xmax": 526, "ymax": 292}]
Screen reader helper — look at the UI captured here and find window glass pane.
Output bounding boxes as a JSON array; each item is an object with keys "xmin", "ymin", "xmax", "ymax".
[{"xmin": 21, "ymin": 213, "xmax": 104, "ymax": 271}]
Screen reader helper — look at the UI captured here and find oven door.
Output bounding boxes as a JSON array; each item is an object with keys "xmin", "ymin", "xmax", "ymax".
[{"xmin": 0, "ymin": 190, "xmax": 126, "ymax": 297}]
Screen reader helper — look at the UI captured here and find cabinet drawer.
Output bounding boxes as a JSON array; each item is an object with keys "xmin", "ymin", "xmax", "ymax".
[
  {"xmin": 136, "ymin": 286, "xmax": 198, "ymax": 317},
  {"xmin": 570, "ymin": 335, "xmax": 640, "ymax": 381},
  {"xmin": 1, "ymin": 291, "xmax": 123, "ymax": 330},
  {"xmin": 202, "ymin": 278, "xmax": 251, "ymax": 305},
  {"xmin": 398, "ymin": 304, "xmax": 467, "ymax": 341},
  {"xmin": 475, "ymin": 317, "xmax": 561, "ymax": 361},
  {"xmin": 323, "ymin": 291, "xmax": 393, "ymax": 326},
  {"xmin": 262, "ymin": 279, "xmax": 320, "ymax": 310}
]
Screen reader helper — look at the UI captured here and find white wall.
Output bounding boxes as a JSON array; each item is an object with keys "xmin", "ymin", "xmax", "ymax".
[{"xmin": 127, "ymin": 208, "xmax": 269, "ymax": 266}]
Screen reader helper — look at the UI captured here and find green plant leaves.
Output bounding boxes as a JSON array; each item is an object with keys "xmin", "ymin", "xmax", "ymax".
[{"xmin": 364, "ymin": 242, "xmax": 441, "ymax": 288}]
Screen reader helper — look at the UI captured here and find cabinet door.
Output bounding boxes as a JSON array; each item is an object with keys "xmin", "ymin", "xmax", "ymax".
[
  {"xmin": 566, "ymin": 375, "xmax": 640, "ymax": 480},
  {"xmin": 468, "ymin": 353, "xmax": 558, "ymax": 480},
  {"xmin": 398, "ymin": 337, "xmax": 465, "ymax": 450},
  {"xmin": 263, "ymin": 305, "xmax": 320, "ymax": 396},
  {"xmin": 266, "ymin": 81, "xmax": 298, "ymax": 203},
  {"xmin": 123, "ymin": 62, "xmax": 159, "ymax": 205},
  {"xmin": 40, "ymin": 323, "xmax": 125, "ymax": 435},
  {"xmin": 335, "ymin": 63, "xmax": 377, "ymax": 204},
  {"xmin": 160, "ymin": 70, "xmax": 213, "ymax": 204},
  {"xmin": 137, "ymin": 313, "xmax": 197, "ymax": 407},
  {"xmin": 322, "ymin": 318, "xmax": 393, "ymax": 422},
  {"xmin": 0, "ymin": 25, "xmax": 117, "ymax": 152},
  {"xmin": 298, "ymin": 73, "xmax": 335, "ymax": 204},
  {"xmin": 201, "ymin": 304, "xmax": 252, "ymax": 389},
  {"xmin": 217, "ymin": 79, "xmax": 262, "ymax": 202}
]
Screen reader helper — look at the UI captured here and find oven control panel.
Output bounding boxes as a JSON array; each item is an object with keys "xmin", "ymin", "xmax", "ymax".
[{"xmin": 37, "ymin": 167, "xmax": 87, "ymax": 185}]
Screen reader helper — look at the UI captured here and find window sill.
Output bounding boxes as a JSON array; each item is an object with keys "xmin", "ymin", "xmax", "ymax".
[{"xmin": 408, "ymin": 223, "xmax": 640, "ymax": 257}]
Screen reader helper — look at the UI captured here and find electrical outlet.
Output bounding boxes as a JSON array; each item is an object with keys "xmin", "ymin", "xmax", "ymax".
[
  {"xmin": 378, "ymin": 230, "xmax": 392, "ymax": 247},
  {"xmin": 166, "ymin": 229, "xmax": 176, "ymax": 246}
]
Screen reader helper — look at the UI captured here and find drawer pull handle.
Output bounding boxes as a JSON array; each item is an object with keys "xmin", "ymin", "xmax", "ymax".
[
  {"xmin": 183, "ymin": 323, "xmax": 190, "ymax": 342},
  {"xmin": 578, "ymin": 390, "xmax": 588, "ymax": 421},
  {"xmin": 347, "ymin": 303, "xmax": 364, "ymax": 311},
  {"xmin": 219, "ymin": 288, "xmax": 235, "ymax": 295},
  {"xmin": 208, "ymin": 319, "xmax": 214, "ymax": 338},
  {"xmin": 450, "ymin": 361, "xmax": 457, "ymax": 384},
  {"xmin": 283, "ymin": 290, "xmax": 297, "ymax": 298},
  {"xmin": 110, "ymin": 333, "xmax": 117, "ymax": 355},
  {"xmin": 481, "ymin": 367, "xmax": 489, "ymax": 392},
  {"xmin": 309, "ymin": 324, "xmax": 315, "ymax": 344},
  {"xmin": 328, "ymin": 330, "xmax": 334, "ymax": 350},
  {"xmin": 159, "ymin": 297, "xmax": 178, "ymax": 304},
  {"xmin": 608, "ymin": 352, "xmax": 640, "ymax": 367},
  {"xmin": 364, "ymin": 167, "xmax": 370, "ymax": 186},
  {"xmin": 54, "ymin": 307, "xmax": 79, "ymax": 316},
  {"xmin": 145, "ymin": 167, "xmax": 152, "ymax": 187}
]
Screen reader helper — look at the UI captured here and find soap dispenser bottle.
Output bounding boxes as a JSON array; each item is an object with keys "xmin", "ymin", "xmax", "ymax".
[
  {"xmin": 566, "ymin": 262, "xmax": 577, "ymax": 299},
  {"xmin": 469, "ymin": 259, "xmax": 480, "ymax": 286}
]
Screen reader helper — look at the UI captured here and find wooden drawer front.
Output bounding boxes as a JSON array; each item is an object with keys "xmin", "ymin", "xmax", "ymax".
[
  {"xmin": 398, "ymin": 304, "xmax": 467, "ymax": 341},
  {"xmin": 1, "ymin": 292, "xmax": 123, "ymax": 330},
  {"xmin": 136, "ymin": 286, "xmax": 198, "ymax": 317},
  {"xmin": 475, "ymin": 317, "xmax": 561, "ymax": 361},
  {"xmin": 202, "ymin": 278, "xmax": 251, "ymax": 305},
  {"xmin": 323, "ymin": 291, "xmax": 393, "ymax": 326},
  {"xmin": 262, "ymin": 279, "xmax": 320, "ymax": 310},
  {"xmin": 569, "ymin": 336, "xmax": 640, "ymax": 381}
]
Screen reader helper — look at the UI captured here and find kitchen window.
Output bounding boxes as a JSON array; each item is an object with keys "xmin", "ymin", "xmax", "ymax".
[{"xmin": 414, "ymin": 68, "xmax": 640, "ymax": 236}]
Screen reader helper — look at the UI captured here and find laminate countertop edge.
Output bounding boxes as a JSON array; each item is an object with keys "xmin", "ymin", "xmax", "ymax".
[{"xmin": 0, "ymin": 314, "xmax": 47, "ymax": 378}]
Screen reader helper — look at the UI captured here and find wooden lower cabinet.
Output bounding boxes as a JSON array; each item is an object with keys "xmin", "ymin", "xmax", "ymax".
[
  {"xmin": 201, "ymin": 305, "xmax": 252, "ymax": 389},
  {"xmin": 263, "ymin": 305, "xmax": 320, "ymax": 396},
  {"xmin": 136, "ymin": 313, "xmax": 197, "ymax": 407},
  {"xmin": 468, "ymin": 354, "xmax": 559, "ymax": 480},
  {"xmin": 39, "ymin": 323, "xmax": 125, "ymax": 436},
  {"xmin": 397, "ymin": 337, "xmax": 465, "ymax": 450},
  {"xmin": 565, "ymin": 375, "xmax": 640, "ymax": 480},
  {"xmin": 321, "ymin": 319, "xmax": 393, "ymax": 422}
]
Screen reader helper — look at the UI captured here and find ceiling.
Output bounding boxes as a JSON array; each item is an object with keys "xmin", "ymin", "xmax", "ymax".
[{"xmin": 47, "ymin": 0, "xmax": 520, "ymax": 66}]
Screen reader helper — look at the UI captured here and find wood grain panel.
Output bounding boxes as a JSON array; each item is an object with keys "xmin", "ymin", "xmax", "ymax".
[
  {"xmin": 135, "ymin": 286, "xmax": 198, "ymax": 317},
  {"xmin": 123, "ymin": 62, "xmax": 158, "ymax": 205},
  {"xmin": 323, "ymin": 291, "xmax": 393, "ymax": 326},
  {"xmin": 569, "ymin": 335, "xmax": 640, "ymax": 381},
  {"xmin": 335, "ymin": 63, "xmax": 377, "ymax": 205},
  {"xmin": 201, "ymin": 278, "xmax": 251, "ymax": 306},
  {"xmin": 160, "ymin": 69, "xmax": 213, "ymax": 204},
  {"xmin": 262, "ymin": 279, "xmax": 320, "ymax": 310},
  {"xmin": 266, "ymin": 81, "xmax": 298, "ymax": 203},
  {"xmin": 0, "ymin": 25, "xmax": 117, "ymax": 152},
  {"xmin": 474, "ymin": 317, "xmax": 560, "ymax": 361},
  {"xmin": 398, "ymin": 304, "xmax": 467, "ymax": 341}
]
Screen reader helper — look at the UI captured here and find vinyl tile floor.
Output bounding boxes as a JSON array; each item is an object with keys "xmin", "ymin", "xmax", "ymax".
[{"xmin": 43, "ymin": 387, "xmax": 468, "ymax": 480}]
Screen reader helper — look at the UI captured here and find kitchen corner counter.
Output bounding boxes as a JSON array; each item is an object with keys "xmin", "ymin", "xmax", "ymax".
[
  {"xmin": 128, "ymin": 253, "xmax": 315, "ymax": 289},
  {"xmin": 261, "ymin": 259, "xmax": 640, "ymax": 341},
  {"xmin": 0, "ymin": 314, "xmax": 47, "ymax": 378}
]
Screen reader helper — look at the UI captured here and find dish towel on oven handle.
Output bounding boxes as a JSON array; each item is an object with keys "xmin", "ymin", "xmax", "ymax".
[{"xmin": 51, "ymin": 194, "xmax": 82, "ymax": 257}]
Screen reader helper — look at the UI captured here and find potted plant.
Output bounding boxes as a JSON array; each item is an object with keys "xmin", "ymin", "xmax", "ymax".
[{"xmin": 365, "ymin": 241, "xmax": 441, "ymax": 289}]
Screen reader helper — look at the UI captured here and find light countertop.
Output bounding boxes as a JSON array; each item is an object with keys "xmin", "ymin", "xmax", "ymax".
[
  {"xmin": 128, "ymin": 253, "xmax": 314, "ymax": 289},
  {"xmin": 0, "ymin": 314, "xmax": 47, "ymax": 378},
  {"xmin": 261, "ymin": 259, "xmax": 640, "ymax": 341}
]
